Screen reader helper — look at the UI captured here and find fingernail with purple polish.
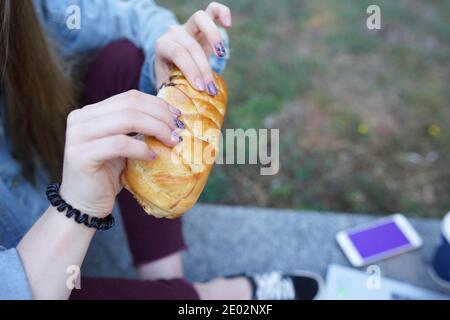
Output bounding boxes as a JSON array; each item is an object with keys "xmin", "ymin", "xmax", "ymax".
[
  {"xmin": 215, "ymin": 43, "xmax": 226, "ymax": 58},
  {"xmin": 175, "ymin": 119, "xmax": 185, "ymax": 130},
  {"xmin": 171, "ymin": 132, "xmax": 183, "ymax": 144},
  {"xmin": 207, "ymin": 82, "xmax": 218, "ymax": 96}
]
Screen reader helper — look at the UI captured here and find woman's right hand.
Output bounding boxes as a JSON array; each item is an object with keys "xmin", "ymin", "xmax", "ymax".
[{"xmin": 59, "ymin": 90, "xmax": 183, "ymax": 218}]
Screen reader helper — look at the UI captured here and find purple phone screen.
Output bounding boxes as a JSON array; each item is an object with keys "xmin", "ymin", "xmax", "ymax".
[{"xmin": 348, "ymin": 221, "xmax": 411, "ymax": 259}]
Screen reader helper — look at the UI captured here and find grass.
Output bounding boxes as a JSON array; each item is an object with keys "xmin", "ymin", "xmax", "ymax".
[{"xmin": 162, "ymin": 0, "xmax": 450, "ymax": 218}]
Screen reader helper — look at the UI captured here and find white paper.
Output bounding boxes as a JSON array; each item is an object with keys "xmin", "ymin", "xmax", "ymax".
[{"xmin": 324, "ymin": 264, "xmax": 450, "ymax": 300}]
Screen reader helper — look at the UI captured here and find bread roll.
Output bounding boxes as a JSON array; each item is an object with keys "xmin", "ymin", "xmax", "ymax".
[{"xmin": 122, "ymin": 70, "xmax": 228, "ymax": 219}]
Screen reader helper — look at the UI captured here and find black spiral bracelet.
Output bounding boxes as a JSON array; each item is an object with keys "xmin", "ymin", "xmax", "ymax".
[{"xmin": 46, "ymin": 183, "xmax": 115, "ymax": 231}]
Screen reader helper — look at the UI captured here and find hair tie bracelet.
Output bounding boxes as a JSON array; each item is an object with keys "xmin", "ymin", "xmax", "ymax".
[{"xmin": 46, "ymin": 183, "xmax": 115, "ymax": 231}]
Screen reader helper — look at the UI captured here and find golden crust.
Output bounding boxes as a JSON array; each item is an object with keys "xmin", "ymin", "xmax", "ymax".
[{"xmin": 122, "ymin": 70, "xmax": 228, "ymax": 219}]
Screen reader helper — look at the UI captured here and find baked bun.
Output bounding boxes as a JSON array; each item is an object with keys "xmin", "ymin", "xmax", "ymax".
[{"xmin": 122, "ymin": 69, "xmax": 228, "ymax": 219}]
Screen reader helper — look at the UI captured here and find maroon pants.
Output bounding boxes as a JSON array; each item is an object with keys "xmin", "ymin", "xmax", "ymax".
[{"xmin": 70, "ymin": 40, "xmax": 199, "ymax": 300}]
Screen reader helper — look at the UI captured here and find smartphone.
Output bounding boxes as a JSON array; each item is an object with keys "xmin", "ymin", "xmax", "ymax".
[{"xmin": 336, "ymin": 214, "xmax": 423, "ymax": 267}]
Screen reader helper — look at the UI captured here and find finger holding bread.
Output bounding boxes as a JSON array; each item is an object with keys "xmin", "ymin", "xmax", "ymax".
[
  {"xmin": 155, "ymin": 2, "xmax": 232, "ymax": 95},
  {"xmin": 122, "ymin": 69, "xmax": 228, "ymax": 219},
  {"xmin": 68, "ymin": 90, "xmax": 182, "ymax": 127}
]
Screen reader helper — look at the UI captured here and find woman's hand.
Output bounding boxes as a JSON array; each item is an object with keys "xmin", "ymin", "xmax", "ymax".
[
  {"xmin": 19, "ymin": 90, "xmax": 182, "ymax": 299},
  {"xmin": 59, "ymin": 90, "xmax": 183, "ymax": 218},
  {"xmin": 154, "ymin": 2, "xmax": 232, "ymax": 96}
]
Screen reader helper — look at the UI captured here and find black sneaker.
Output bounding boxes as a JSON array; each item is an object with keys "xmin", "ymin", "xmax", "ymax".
[{"xmin": 246, "ymin": 271, "xmax": 324, "ymax": 300}]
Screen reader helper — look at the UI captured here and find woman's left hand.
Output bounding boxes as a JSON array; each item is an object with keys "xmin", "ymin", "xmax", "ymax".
[{"xmin": 154, "ymin": 2, "xmax": 232, "ymax": 96}]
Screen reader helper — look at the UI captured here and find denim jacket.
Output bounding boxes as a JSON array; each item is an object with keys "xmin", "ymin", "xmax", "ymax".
[{"xmin": 0, "ymin": 0, "xmax": 228, "ymax": 300}]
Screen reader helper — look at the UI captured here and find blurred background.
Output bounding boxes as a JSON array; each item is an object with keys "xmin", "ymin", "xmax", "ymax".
[{"xmin": 164, "ymin": 0, "xmax": 450, "ymax": 218}]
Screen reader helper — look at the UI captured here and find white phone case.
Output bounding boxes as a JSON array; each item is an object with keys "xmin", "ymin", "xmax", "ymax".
[{"xmin": 336, "ymin": 214, "xmax": 422, "ymax": 267}]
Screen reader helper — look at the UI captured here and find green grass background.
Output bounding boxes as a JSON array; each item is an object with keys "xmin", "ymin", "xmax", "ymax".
[{"xmin": 162, "ymin": 0, "xmax": 450, "ymax": 218}]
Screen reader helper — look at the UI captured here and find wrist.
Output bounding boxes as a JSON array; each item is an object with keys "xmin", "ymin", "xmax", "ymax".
[
  {"xmin": 59, "ymin": 183, "xmax": 110, "ymax": 219},
  {"xmin": 46, "ymin": 205, "xmax": 96, "ymax": 237}
]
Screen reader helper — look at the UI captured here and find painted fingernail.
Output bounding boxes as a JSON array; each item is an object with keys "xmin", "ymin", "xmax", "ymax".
[
  {"xmin": 207, "ymin": 81, "xmax": 218, "ymax": 96},
  {"xmin": 195, "ymin": 78, "xmax": 205, "ymax": 91},
  {"xmin": 175, "ymin": 119, "xmax": 185, "ymax": 130},
  {"xmin": 215, "ymin": 43, "xmax": 226, "ymax": 58},
  {"xmin": 148, "ymin": 151, "xmax": 157, "ymax": 160},
  {"xmin": 171, "ymin": 131, "xmax": 183, "ymax": 144},
  {"xmin": 169, "ymin": 106, "xmax": 182, "ymax": 116}
]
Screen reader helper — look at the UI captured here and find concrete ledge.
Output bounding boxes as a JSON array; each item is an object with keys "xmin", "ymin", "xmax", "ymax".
[{"xmin": 183, "ymin": 204, "xmax": 444, "ymax": 293}]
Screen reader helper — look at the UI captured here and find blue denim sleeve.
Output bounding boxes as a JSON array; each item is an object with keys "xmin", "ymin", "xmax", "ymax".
[
  {"xmin": 0, "ymin": 248, "xmax": 33, "ymax": 300},
  {"xmin": 35, "ymin": 0, "xmax": 229, "ymax": 94},
  {"xmin": 35, "ymin": 0, "xmax": 177, "ymax": 92}
]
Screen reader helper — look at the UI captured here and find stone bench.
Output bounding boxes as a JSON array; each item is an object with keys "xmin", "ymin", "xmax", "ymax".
[{"xmin": 183, "ymin": 204, "xmax": 446, "ymax": 294}]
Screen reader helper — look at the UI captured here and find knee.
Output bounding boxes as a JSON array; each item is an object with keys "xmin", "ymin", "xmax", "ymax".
[
  {"xmin": 83, "ymin": 40, "xmax": 146, "ymax": 101},
  {"xmin": 90, "ymin": 39, "xmax": 145, "ymax": 76}
]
